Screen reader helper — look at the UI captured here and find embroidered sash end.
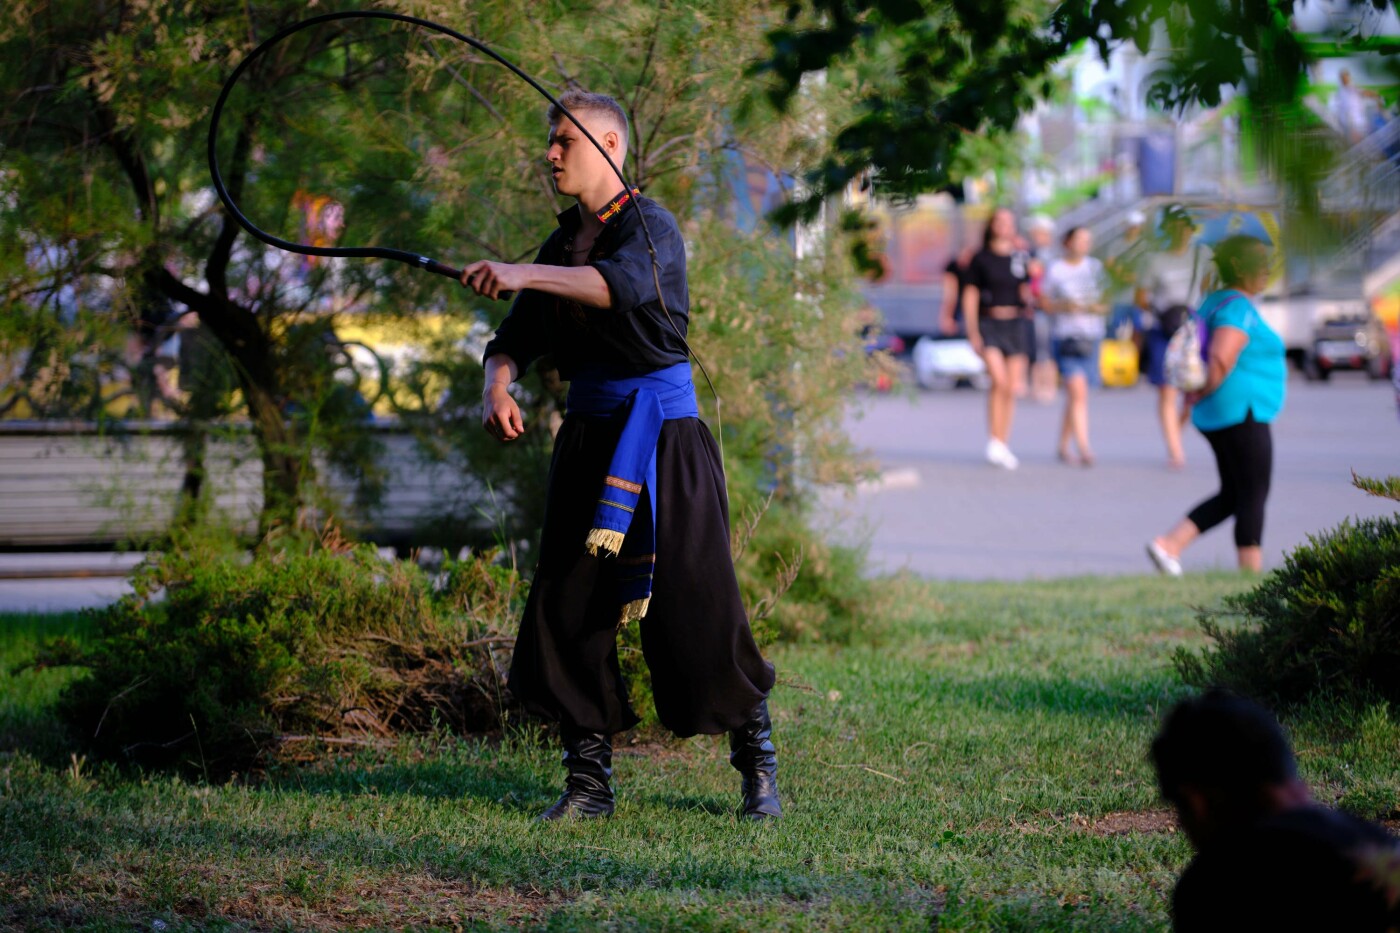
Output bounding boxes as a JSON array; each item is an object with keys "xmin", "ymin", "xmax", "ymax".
[
  {"xmin": 585, "ymin": 527, "xmax": 626, "ymax": 557},
  {"xmin": 617, "ymin": 596, "xmax": 651, "ymax": 627}
]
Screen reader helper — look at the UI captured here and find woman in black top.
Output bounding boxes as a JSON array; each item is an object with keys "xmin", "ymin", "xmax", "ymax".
[{"xmin": 962, "ymin": 208, "xmax": 1032, "ymax": 469}]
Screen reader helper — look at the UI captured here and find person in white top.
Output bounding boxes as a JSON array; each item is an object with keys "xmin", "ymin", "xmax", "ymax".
[
  {"xmin": 1333, "ymin": 70, "xmax": 1379, "ymax": 145},
  {"xmin": 1136, "ymin": 205, "xmax": 1199, "ymax": 469},
  {"xmin": 1042, "ymin": 227, "xmax": 1108, "ymax": 465}
]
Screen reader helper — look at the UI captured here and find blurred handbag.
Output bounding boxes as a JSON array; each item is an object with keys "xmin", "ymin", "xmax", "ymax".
[
  {"xmin": 1166, "ymin": 293, "xmax": 1248, "ymax": 392},
  {"xmin": 1057, "ymin": 335, "xmax": 1094, "ymax": 358},
  {"xmin": 1157, "ymin": 304, "xmax": 1191, "ymax": 336},
  {"xmin": 1164, "ymin": 317, "xmax": 1206, "ymax": 391}
]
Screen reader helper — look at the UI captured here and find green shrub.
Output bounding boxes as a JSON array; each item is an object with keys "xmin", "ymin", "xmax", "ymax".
[
  {"xmin": 732, "ymin": 503, "xmax": 876, "ymax": 646},
  {"xmin": 1174, "ymin": 512, "xmax": 1400, "ymax": 707},
  {"xmin": 54, "ymin": 543, "xmax": 523, "ymax": 777}
]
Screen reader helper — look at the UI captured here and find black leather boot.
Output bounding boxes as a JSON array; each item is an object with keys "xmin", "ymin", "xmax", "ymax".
[
  {"xmin": 538, "ymin": 728, "xmax": 615, "ymax": 821},
  {"xmin": 729, "ymin": 700, "xmax": 782, "ymax": 820}
]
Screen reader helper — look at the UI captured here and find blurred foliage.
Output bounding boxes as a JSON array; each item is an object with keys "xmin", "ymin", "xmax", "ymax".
[{"xmin": 752, "ymin": 0, "xmax": 1399, "ymax": 223}]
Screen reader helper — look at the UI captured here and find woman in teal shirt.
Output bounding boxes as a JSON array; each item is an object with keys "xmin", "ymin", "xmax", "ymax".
[{"xmin": 1147, "ymin": 236, "xmax": 1286, "ymax": 575}]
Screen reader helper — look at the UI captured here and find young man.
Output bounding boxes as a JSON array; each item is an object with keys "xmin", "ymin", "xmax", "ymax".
[
  {"xmin": 460, "ymin": 91, "xmax": 780, "ymax": 821},
  {"xmin": 1151, "ymin": 691, "xmax": 1400, "ymax": 931}
]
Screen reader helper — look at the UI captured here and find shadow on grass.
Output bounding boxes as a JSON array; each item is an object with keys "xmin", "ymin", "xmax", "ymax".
[
  {"xmin": 0, "ymin": 613, "xmax": 93, "ymax": 769},
  {"xmin": 847, "ymin": 667, "xmax": 1186, "ymax": 725},
  {"xmin": 277, "ymin": 753, "xmax": 753, "ymax": 821},
  {"xmin": 3, "ymin": 886, "xmax": 1167, "ymax": 933},
  {"xmin": 272, "ymin": 749, "xmax": 557, "ymax": 817},
  {"xmin": 950, "ymin": 673, "xmax": 1182, "ymax": 717}
]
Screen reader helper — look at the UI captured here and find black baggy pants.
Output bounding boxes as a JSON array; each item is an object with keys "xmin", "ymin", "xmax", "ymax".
[{"xmin": 507, "ymin": 414, "xmax": 775, "ymax": 737}]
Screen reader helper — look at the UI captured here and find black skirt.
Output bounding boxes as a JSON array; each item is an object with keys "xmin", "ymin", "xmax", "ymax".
[{"xmin": 507, "ymin": 414, "xmax": 775, "ymax": 737}]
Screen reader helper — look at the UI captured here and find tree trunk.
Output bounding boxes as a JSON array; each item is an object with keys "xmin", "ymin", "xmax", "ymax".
[
  {"xmin": 154, "ymin": 269, "xmax": 305, "ymax": 541},
  {"xmin": 244, "ymin": 376, "xmax": 302, "ymax": 541}
]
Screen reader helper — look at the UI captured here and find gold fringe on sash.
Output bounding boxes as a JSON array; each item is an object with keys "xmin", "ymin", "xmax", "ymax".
[
  {"xmin": 617, "ymin": 596, "xmax": 651, "ymax": 627},
  {"xmin": 584, "ymin": 527, "xmax": 626, "ymax": 557}
]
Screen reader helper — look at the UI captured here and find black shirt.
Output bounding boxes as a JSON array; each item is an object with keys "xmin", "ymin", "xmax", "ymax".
[
  {"xmin": 944, "ymin": 256, "xmax": 968, "ymax": 292},
  {"xmin": 1172, "ymin": 805, "xmax": 1400, "ymax": 932},
  {"xmin": 944, "ymin": 257, "xmax": 968, "ymax": 326},
  {"xmin": 966, "ymin": 248, "xmax": 1030, "ymax": 310},
  {"xmin": 482, "ymin": 191, "xmax": 690, "ymax": 379}
]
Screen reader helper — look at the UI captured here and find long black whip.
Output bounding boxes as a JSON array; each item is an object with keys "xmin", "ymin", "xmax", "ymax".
[{"xmin": 207, "ymin": 9, "xmax": 722, "ymax": 449}]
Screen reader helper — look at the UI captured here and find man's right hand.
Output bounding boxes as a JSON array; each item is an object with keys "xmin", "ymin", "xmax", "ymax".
[{"xmin": 483, "ymin": 384, "xmax": 525, "ymax": 441}]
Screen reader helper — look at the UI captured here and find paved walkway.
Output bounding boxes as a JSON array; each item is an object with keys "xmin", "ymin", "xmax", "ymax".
[
  {"xmin": 0, "ymin": 553, "xmax": 144, "ymax": 613},
  {"xmin": 821, "ymin": 373, "xmax": 1399, "ymax": 580},
  {"xmin": 1, "ymin": 374, "xmax": 1395, "ymax": 610}
]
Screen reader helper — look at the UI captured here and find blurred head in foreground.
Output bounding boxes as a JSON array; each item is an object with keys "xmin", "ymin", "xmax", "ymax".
[{"xmin": 1150, "ymin": 689, "xmax": 1308, "ymax": 849}]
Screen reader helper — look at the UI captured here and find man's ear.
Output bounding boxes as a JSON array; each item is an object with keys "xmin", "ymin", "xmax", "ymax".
[
  {"xmin": 1181, "ymin": 787, "xmax": 1211, "ymax": 826},
  {"xmin": 1174, "ymin": 785, "xmax": 1216, "ymax": 847}
]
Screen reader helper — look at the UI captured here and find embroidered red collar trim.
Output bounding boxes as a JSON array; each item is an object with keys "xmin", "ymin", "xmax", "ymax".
[{"xmin": 596, "ymin": 188, "xmax": 641, "ymax": 224}]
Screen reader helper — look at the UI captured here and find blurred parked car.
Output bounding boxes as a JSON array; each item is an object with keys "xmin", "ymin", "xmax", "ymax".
[
  {"xmin": 912, "ymin": 336, "xmax": 988, "ymax": 390},
  {"xmin": 1304, "ymin": 313, "xmax": 1393, "ymax": 381}
]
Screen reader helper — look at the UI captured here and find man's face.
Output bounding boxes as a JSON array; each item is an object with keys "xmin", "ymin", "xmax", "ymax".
[{"xmin": 546, "ymin": 115, "xmax": 620, "ymax": 199}]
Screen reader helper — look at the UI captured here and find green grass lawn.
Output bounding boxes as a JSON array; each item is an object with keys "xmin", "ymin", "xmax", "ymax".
[{"xmin": 2, "ymin": 573, "xmax": 1395, "ymax": 931}]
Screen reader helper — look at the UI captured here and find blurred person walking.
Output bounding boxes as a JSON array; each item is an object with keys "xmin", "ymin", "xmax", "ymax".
[
  {"xmin": 1333, "ymin": 69, "xmax": 1381, "ymax": 146},
  {"xmin": 1147, "ymin": 235, "xmax": 1285, "ymax": 576},
  {"xmin": 1042, "ymin": 227, "xmax": 1109, "ymax": 466},
  {"xmin": 964, "ymin": 208, "xmax": 1032, "ymax": 469},
  {"xmin": 1137, "ymin": 204, "xmax": 1199, "ymax": 469},
  {"xmin": 1026, "ymin": 214, "xmax": 1060, "ymax": 403},
  {"xmin": 1105, "ymin": 208, "xmax": 1151, "ymax": 342},
  {"xmin": 1393, "ymin": 323, "xmax": 1400, "ymax": 420},
  {"xmin": 939, "ymin": 245, "xmax": 975, "ymax": 337}
]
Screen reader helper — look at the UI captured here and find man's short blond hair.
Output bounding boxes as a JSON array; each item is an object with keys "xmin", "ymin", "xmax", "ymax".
[{"xmin": 547, "ymin": 90, "xmax": 630, "ymax": 150}]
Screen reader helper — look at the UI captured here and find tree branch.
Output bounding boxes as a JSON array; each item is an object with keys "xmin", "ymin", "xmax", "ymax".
[
  {"xmin": 154, "ymin": 267, "xmax": 217, "ymax": 318},
  {"xmin": 422, "ymin": 39, "xmax": 506, "ymax": 123},
  {"xmin": 95, "ymin": 104, "xmax": 159, "ymax": 229},
  {"xmin": 207, "ymin": 117, "xmax": 253, "ymax": 299}
]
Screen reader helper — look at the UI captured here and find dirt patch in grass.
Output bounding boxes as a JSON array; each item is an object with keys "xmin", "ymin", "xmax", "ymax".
[
  {"xmin": 217, "ymin": 873, "xmax": 565, "ymax": 929},
  {"xmin": 614, "ymin": 737, "xmax": 697, "ymax": 762},
  {"xmin": 975, "ymin": 809, "xmax": 1179, "ymax": 837},
  {"xmin": 2, "ymin": 862, "xmax": 570, "ymax": 930},
  {"xmin": 1086, "ymin": 809, "xmax": 1179, "ymax": 836}
]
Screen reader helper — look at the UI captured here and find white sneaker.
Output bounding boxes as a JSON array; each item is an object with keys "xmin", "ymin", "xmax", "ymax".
[
  {"xmin": 986, "ymin": 438, "xmax": 1019, "ymax": 470},
  {"xmin": 1146, "ymin": 541, "xmax": 1183, "ymax": 577}
]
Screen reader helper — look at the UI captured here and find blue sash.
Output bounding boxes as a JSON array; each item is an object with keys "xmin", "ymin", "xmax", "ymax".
[{"xmin": 567, "ymin": 361, "xmax": 699, "ymax": 625}]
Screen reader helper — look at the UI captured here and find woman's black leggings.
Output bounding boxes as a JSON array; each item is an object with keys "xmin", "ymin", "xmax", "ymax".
[{"xmin": 1187, "ymin": 411, "xmax": 1273, "ymax": 548}]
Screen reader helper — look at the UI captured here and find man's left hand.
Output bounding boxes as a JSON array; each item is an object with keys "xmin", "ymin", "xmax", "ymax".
[{"xmin": 461, "ymin": 261, "xmax": 528, "ymax": 300}]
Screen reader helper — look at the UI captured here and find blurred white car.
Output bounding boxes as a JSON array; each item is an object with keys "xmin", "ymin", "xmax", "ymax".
[{"xmin": 912, "ymin": 336, "xmax": 988, "ymax": 390}]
